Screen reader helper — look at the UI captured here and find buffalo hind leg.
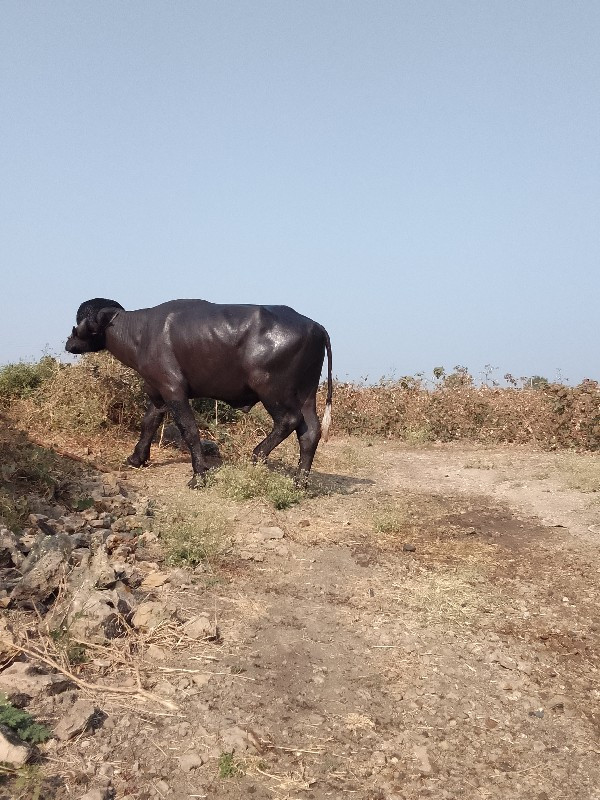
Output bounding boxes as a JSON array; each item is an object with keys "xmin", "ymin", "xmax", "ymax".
[
  {"xmin": 128, "ymin": 399, "xmax": 166, "ymax": 468},
  {"xmin": 295, "ymin": 398, "xmax": 321, "ymax": 487},
  {"xmin": 252, "ymin": 407, "xmax": 302, "ymax": 465},
  {"xmin": 166, "ymin": 398, "xmax": 209, "ymax": 488}
]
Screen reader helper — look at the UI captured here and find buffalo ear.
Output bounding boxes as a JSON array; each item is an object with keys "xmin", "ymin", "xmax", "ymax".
[{"xmin": 92, "ymin": 307, "xmax": 121, "ymax": 334}]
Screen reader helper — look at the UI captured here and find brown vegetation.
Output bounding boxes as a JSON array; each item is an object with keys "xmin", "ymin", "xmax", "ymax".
[
  {"xmin": 1, "ymin": 356, "xmax": 599, "ymax": 466},
  {"xmin": 329, "ymin": 376, "xmax": 600, "ymax": 449}
]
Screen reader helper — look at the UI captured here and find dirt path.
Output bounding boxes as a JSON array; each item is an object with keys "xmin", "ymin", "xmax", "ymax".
[{"xmin": 93, "ymin": 440, "xmax": 600, "ymax": 800}]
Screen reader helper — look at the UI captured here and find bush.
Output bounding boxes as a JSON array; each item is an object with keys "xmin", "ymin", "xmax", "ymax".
[
  {"xmin": 324, "ymin": 373, "xmax": 600, "ymax": 450},
  {"xmin": 0, "ymin": 357, "xmax": 57, "ymax": 403},
  {"xmin": 29, "ymin": 353, "xmax": 146, "ymax": 433}
]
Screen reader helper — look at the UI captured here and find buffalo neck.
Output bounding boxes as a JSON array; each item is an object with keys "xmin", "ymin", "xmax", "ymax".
[{"xmin": 104, "ymin": 312, "xmax": 141, "ymax": 370}]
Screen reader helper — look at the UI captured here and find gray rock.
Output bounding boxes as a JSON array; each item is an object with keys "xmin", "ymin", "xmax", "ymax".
[
  {"xmin": 179, "ymin": 752, "xmax": 204, "ymax": 772},
  {"xmin": 0, "ymin": 527, "xmax": 24, "ymax": 569},
  {"xmin": 10, "ymin": 533, "xmax": 73, "ymax": 605},
  {"xmin": 77, "ymin": 788, "xmax": 113, "ymax": 800},
  {"xmin": 132, "ymin": 601, "xmax": 169, "ymax": 631},
  {"xmin": 258, "ymin": 526, "xmax": 285, "ymax": 540},
  {"xmin": 64, "ymin": 589, "xmax": 128, "ymax": 643},
  {"xmin": 54, "ymin": 698, "xmax": 98, "ymax": 741},
  {"xmin": 183, "ymin": 614, "xmax": 218, "ymax": 640},
  {"xmin": 0, "ymin": 725, "xmax": 32, "ymax": 765},
  {"xmin": 0, "ymin": 661, "xmax": 70, "ymax": 698}
]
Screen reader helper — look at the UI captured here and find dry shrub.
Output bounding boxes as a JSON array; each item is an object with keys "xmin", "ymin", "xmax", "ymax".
[
  {"xmin": 321, "ymin": 376, "xmax": 600, "ymax": 450},
  {"xmin": 12, "ymin": 353, "xmax": 146, "ymax": 434},
  {"xmin": 3, "ymin": 356, "xmax": 599, "ymax": 453}
]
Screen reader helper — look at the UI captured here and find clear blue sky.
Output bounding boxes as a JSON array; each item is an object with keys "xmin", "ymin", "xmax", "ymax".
[{"xmin": 1, "ymin": 1, "xmax": 598, "ymax": 383}]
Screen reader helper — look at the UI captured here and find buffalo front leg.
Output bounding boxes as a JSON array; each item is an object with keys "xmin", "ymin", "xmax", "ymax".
[
  {"xmin": 128, "ymin": 400, "xmax": 166, "ymax": 468},
  {"xmin": 166, "ymin": 398, "xmax": 209, "ymax": 488}
]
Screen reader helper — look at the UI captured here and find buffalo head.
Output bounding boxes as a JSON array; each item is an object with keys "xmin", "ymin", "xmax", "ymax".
[{"xmin": 65, "ymin": 298, "xmax": 124, "ymax": 354}]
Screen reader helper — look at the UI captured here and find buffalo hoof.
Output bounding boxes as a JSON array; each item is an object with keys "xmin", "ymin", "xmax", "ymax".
[
  {"xmin": 188, "ymin": 472, "xmax": 207, "ymax": 490},
  {"xmin": 126, "ymin": 455, "xmax": 147, "ymax": 469}
]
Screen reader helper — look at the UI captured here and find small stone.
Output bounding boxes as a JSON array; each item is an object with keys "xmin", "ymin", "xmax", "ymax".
[
  {"xmin": 220, "ymin": 724, "xmax": 259, "ymax": 753},
  {"xmin": 258, "ymin": 526, "xmax": 285, "ymax": 540},
  {"xmin": 179, "ymin": 752, "xmax": 204, "ymax": 772},
  {"xmin": 464, "ymin": 526, "xmax": 477, "ymax": 535},
  {"xmin": 403, "ymin": 543, "xmax": 416, "ymax": 552},
  {"xmin": 184, "ymin": 614, "xmax": 218, "ymax": 640},
  {"xmin": 548, "ymin": 696, "xmax": 567, "ymax": 712},
  {"xmin": 54, "ymin": 698, "xmax": 98, "ymax": 741},
  {"xmin": 146, "ymin": 644, "xmax": 167, "ymax": 662},
  {"xmin": 132, "ymin": 601, "xmax": 168, "ymax": 630},
  {"xmin": 140, "ymin": 571, "xmax": 169, "ymax": 590},
  {"xmin": 0, "ymin": 727, "xmax": 32, "ymax": 765},
  {"xmin": 77, "ymin": 789, "xmax": 112, "ymax": 800},
  {"xmin": 412, "ymin": 744, "xmax": 433, "ymax": 775},
  {"xmin": 298, "ymin": 520, "xmax": 311, "ymax": 527},
  {"xmin": 192, "ymin": 673, "xmax": 212, "ymax": 687},
  {"xmin": 0, "ymin": 661, "xmax": 62, "ymax": 698}
]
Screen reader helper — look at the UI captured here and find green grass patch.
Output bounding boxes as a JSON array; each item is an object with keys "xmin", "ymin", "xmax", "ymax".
[
  {"xmin": 373, "ymin": 503, "xmax": 410, "ymax": 534},
  {"xmin": 160, "ymin": 508, "xmax": 231, "ymax": 568},
  {"xmin": 0, "ymin": 694, "xmax": 52, "ymax": 744},
  {"xmin": 218, "ymin": 751, "xmax": 244, "ymax": 778},
  {"xmin": 207, "ymin": 462, "xmax": 303, "ymax": 510}
]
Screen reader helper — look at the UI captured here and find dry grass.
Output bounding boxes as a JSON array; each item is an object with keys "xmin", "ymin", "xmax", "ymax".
[
  {"xmin": 2, "ymin": 359, "xmax": 599, "ymax": 472},
  {"xmin": 555, "ymin": 452, "xmax": 600, "ymax": 493},
  {"xmin": 206, "ymin": 462, "xmax": 304, "ymax": 509},
  {"xmin": 159, "ymin": 506, "xmax": 233, "ymax": 567},
  {"xmin": 392, "ymin": 567, "xmax": 490, "ymax": 626},
  {"xmin": 0, "ymin": 416, "xmax": 87, "ymax": 528}
]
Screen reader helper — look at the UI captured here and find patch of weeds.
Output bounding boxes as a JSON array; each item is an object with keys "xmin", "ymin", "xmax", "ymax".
[
  {"xmin": 9, "ymin": 765, "xmax": 55, "ymax": 800},
  {"xmin": 218, "ymin": 751, "xmax": 244, "ymax": 778},
  {"xmin": 49, "ymin": 629, "xmax": 88, "ymax": 665},
  {"xmin": 74, "ymin": 496, "xmax": 94, "ymax": 511},
  {"xmin": 373, "ymin": 503, "xmax": 410, "ymax": 534},
  {"xmin": 0, "ymin": 693, "xmax": 52, "ymax": 744},
  {"xmin": 160, "ymin": 509, "xmax": 231, "ymax": 568},
  {"xmin": 0, "ymin": 487, "xmax": 28, "ymax": 530},
  {"xmin": 1, "ymin": 444, "xmax": 59, "ymax": 497},
  {"xmin": 207, "ymin": 463, "xmax": 303, "ymax": 510}
]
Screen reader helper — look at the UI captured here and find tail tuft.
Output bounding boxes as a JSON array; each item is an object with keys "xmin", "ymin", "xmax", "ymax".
[{"xmin": 321, "ymin": 402, "xmax": 332, "ymax": 443}]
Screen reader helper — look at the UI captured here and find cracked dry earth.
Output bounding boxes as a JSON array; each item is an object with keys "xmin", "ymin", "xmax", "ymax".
[{"xmin": 80, "ymin": 438, "xmax": 598, "ymax": 800}]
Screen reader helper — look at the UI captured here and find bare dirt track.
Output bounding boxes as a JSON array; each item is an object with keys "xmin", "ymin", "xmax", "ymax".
[
  {"xmin": 86, "ymin": 438, "xmax": 598, "ymax": 800},
  {"xmin": 4, "ymin": 438, "xmax": 600, "ymax": 800}
]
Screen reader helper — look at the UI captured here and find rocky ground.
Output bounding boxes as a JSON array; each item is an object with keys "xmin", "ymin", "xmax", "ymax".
[{"xmin": 1, "ymin": 438, "xmax": 600, "ymax": 800}]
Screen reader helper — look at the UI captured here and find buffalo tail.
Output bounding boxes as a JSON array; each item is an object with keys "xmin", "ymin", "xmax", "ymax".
[{"xmin": 321, "ymin": 330, "xmax": 333, "ymax": 442}]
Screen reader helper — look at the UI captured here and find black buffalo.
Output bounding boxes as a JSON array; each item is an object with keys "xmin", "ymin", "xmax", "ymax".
[{"xmin": 65, "ymin": 298, "xmax": 332, "ymax": 487}]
